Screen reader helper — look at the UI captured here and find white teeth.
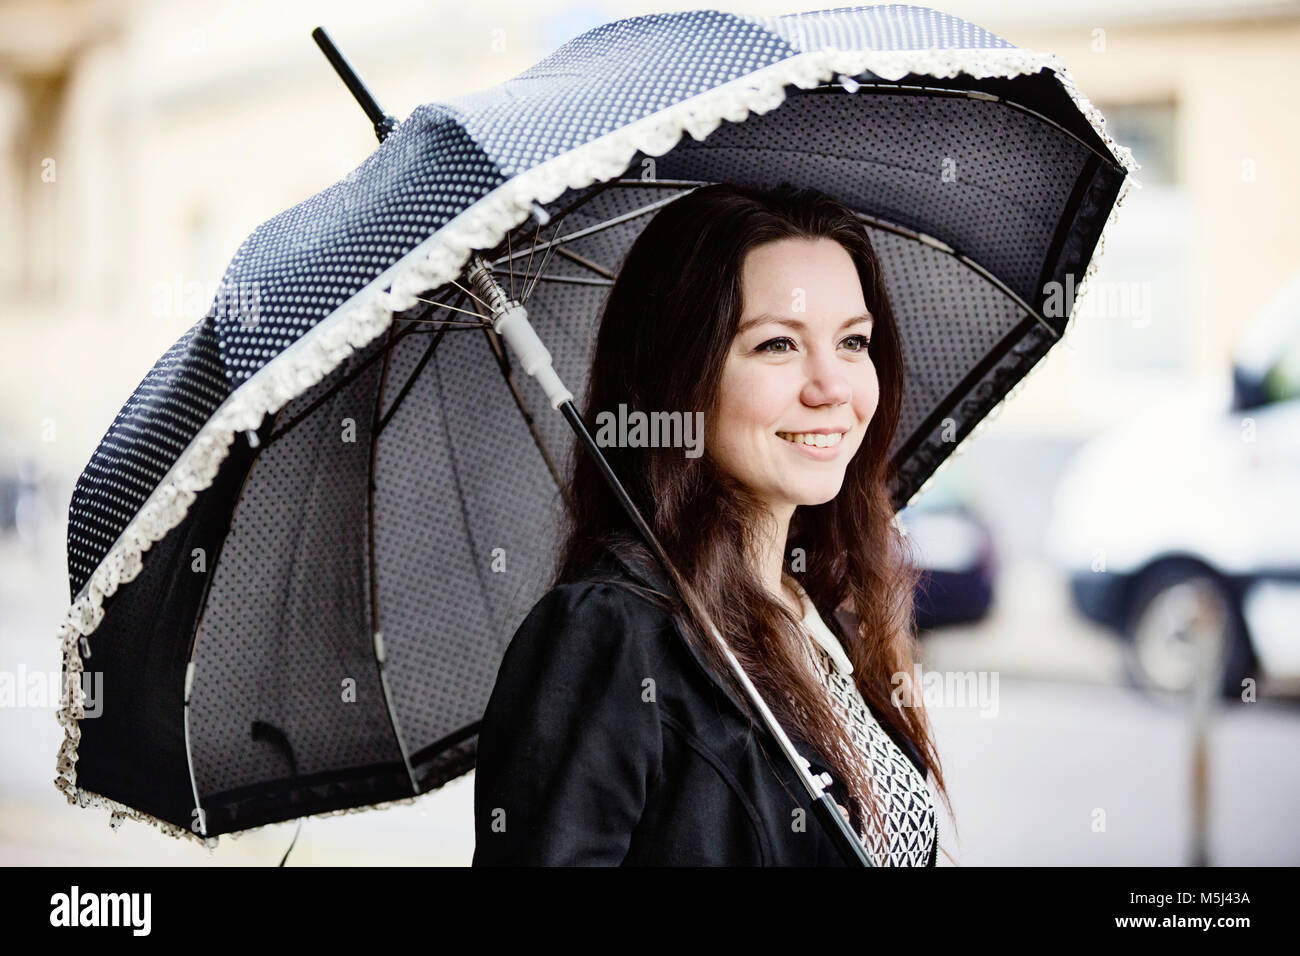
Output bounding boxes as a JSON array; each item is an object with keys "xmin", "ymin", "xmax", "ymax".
[{"xmin": 777, "ymin": 431, "xmax": 843, "ymax": 447}]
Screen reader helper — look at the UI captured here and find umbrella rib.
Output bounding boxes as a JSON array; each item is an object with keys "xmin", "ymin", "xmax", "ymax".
[
  {"xmin": 522, "ymin": 213, "xmax": 569, "ymax": 304},
  {"xmin": 268, "ymin": 292, "xmax": 473, "ymax": 446},
  {"xmin": 608, "ymin": 177, "xmax": 714, "ymax": 187},
  {"xmin": 394, "ymin": 317, "xmax": 488, "ymax": 329},
  {"xmin": 405, "ymin": 296, "xmax": 490, "ymax": 322},
  {"xmin": 807, "ymin": 81, "xmax": 1129, "ymax": 173},
  {"xmin": 266, "ymin": 323, "xmax": 424, "ymax": 445},
  {"xmin": 955, "ymin": 252, "xmax": 1058, "ymax": 339},
  {"xmin": 852, "ymin": 211, "xmax": 1059, "ymax": 339},
  {"xmin": 394, "ymin": 318, "xmax": 488, "ymax": 330},
  {"xmin": 521, "ymin": 219, "xmax": 543, "ymax": 297},
  {"xmin": 427, "ymin": 348, "xmax": 501, "ymax": 640},
  {"xmin": 507, "ymin": 229, "xmax": 515, "ymax": 302},
  {"xmin": 488, "ymin": 190, "xmax": 693, "ymax": 269},
  {"xmin": 479, "ymin": 323, "xmax": 566, "ymax": 490},
  {"xmin": 375, "ymin": 288, "xmax": 474, "ymax": 436},
  {"xmin": 375, "ymin": 324, "xmax": 450, "ymax": 436},
  {"xmin": 508, "ymin": 273, "xmax": 613, "ymax": 288},
  {"xmin": 554, "ymin": 245, "xmax": 616, "ymax": 280},
  {"xmin": 446, "ymin": 277, "xmax": 493, "ymax": 312},
  {"xmin": 367, "ymin": 320, "xmax": 421, "ymax": 796}
]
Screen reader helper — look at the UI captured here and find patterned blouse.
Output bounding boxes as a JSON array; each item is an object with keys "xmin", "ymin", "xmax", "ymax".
[{"xmin": 786, "ymin": 576, "xmax": 938, "ymax": 867}]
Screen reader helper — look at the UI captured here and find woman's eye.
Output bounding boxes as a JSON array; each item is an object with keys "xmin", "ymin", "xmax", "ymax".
[
  {"xmin": 753, "ymin": 335, "xmax": 870, "ymax": 354},
  {"xmin": 756, "ymin": 336, "xmax": 796, "ymax": 353}
]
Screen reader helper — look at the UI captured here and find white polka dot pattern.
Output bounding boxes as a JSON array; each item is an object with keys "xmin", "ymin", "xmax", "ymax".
[
  {"xmin": 66, "ymin": 320, "xmax": 229, "ymax": 596},
  {"xmin": 742, "ymin": 4, "xmax": 1013, "ymax": 52}
]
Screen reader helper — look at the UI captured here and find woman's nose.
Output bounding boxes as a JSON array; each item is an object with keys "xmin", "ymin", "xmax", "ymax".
[{"xmin": 801, "ymin": 352, "xmax": 853, "ymax": 407}]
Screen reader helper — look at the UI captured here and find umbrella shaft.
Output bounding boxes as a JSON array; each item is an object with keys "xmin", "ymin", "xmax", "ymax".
[
  {"xmin": 465, "ymin": 255, "xmax": 514, "ymax": 316},
  {"xmin": 465, "ymin": 255, "xmax": 573, "ymax": 408}
]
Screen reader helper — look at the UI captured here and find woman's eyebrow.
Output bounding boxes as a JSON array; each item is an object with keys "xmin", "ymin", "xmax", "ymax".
[{"xmin": 737, "ymin": 311, "xmax": 874, "ymax": 334}]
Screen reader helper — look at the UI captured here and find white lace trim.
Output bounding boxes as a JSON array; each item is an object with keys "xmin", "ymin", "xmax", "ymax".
[
  {"xmin": 64, "ymin": 784, "xmax": 427, "ymax": 851},
  {"xmin": 54, "ymin": 44, "xmax": 1137, "ymax": 845}
]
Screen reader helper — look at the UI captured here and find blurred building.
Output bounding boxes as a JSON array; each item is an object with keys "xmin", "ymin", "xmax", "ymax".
[
  {"xmin": 988, "ymin": 0, "xmax": 1300, "ymax": 438},
  {"xmin": 1, "ymin": 0, "xmax": 1297, "ymax": 466},
  {"xmin": 0, "ymin": 0, "xmax": 616, "ymax": 475}
]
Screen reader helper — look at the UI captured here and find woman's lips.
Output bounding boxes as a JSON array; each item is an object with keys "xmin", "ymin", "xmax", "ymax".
[{"xmin": 776, "ymin": 430, "xmax": 846, "ymax": 460}]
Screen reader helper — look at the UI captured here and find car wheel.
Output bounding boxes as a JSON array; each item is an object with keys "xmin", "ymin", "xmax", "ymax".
[{"xmin": 1122, "ymin": 562, "xmax": 1256, "ymax": 701}]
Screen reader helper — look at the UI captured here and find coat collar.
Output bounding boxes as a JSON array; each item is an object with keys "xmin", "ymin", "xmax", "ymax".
[
  {"xmin": 599, "ymin": 543, "xmax": 852, "ymax": 688},
  {"xmin": 597, "ymin": 542, "xmax": 754, "ymax": 722},
  {"xmin": 591, "ymin": 541, "xmax": 928, "ymax": 783}
]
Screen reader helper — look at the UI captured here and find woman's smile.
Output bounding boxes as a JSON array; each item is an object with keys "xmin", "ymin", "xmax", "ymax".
[{"xmin": 776, "ymin": 428, "xmax": 849, "ymax": 460}]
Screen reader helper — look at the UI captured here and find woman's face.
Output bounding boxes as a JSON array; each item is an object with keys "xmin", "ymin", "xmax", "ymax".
[{"xmin": 706, "ymin": 237, "xmax": 879, "ymax": 515}]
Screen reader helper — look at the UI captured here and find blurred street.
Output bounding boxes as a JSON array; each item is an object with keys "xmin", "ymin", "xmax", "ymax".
[{"xmin": 5, "ymin": 515, "xmax": 1297, "ymax": 866}]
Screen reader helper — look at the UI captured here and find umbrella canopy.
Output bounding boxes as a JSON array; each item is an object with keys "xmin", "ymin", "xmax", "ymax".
[{"xmin": 56, "ymin": 3, "xmax": 1136, "ymax": 845}]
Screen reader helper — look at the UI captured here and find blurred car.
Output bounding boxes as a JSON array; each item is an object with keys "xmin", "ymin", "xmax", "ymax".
[
  {"xmin": 0, "ymin": 469, "xmax": 19, "ymax": 533},
  {"xmin": 0, "ymin": 427, "xmax": 52, "ymax": 545},
  {"xmin": 897, "ymin": 470, "xmax": 997, "ymax": 632},
  {"xmin": 1046, "ymin": 271, "xmax": 1300, "ymax": 698}
]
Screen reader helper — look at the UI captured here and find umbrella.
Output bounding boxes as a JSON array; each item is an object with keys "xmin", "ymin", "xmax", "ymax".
[{"xmin": 55, "ymin": 3, "xmax": 1137, "ymax": 861}]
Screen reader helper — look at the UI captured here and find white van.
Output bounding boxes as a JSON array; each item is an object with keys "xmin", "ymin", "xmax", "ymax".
[{"xmin": 1045, "ymin": 272, "xmax": 1300, "ymax": 697}]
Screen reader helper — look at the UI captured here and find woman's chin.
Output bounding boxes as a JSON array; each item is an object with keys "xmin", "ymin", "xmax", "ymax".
[{"xmin": 786, "ymin": 481, "xmax": 846, "ymax": 507}]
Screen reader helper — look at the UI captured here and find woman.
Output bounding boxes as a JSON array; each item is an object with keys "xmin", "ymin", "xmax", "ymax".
[{"xmin": 472, "ymin": 181, "xmax": 954, "ymax": 866}]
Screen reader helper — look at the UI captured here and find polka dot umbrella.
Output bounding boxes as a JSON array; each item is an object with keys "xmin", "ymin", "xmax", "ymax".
[{"xmin": 55, "ymin": 4, "xmax": 1136, "ymax": 858}]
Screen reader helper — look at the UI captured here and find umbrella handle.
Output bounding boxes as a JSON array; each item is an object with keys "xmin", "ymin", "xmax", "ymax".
[{"xmin": 312, "ymin": 27, "xmax": 400, "ymax": 143}]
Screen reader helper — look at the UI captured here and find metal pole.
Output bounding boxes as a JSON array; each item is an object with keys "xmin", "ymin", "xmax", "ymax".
[{"xmin": 1189, "ymin": 611, "xmax": 1221, "ymax": 867}]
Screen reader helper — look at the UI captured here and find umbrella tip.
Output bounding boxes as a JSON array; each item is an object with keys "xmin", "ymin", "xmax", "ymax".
[{"xmin": 531, "ymin": 201, "xmax": 551, "ymax": 227}]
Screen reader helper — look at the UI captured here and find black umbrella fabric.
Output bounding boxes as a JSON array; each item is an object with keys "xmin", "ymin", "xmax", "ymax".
[{"xmin": 56, "ymin": 3, "xmax": 1136, "ymax": 845}]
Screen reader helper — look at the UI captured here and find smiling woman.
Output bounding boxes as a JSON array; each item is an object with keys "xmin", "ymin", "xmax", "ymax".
[
  {"xmin": 472, "ymin": 182, "xmax": 953, "ymax": 866},
  {"xmin": 711, "ymin": 236, "xmax": 879, "ymax": 505}
]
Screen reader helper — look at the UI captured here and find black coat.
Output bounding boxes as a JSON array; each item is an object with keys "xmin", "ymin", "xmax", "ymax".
[{"xmin": 472, "ymin": 543, "xmax": 938, "ymax": 866}]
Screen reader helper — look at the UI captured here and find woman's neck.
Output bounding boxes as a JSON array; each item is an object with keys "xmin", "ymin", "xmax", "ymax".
[{"xmin": 754, "ymin": 503, "xmax": 799, "ymax": 615}]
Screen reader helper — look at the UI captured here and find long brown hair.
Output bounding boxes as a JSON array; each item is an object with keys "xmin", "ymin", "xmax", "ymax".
[{"xmin": 554, "ymin": 180, "xmax": 954, "ymax": 863}]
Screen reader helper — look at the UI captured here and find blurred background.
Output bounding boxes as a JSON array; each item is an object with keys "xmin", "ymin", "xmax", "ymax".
[{"xmin": 2, "ymin": 0, "xmax": 1298, "ymax": 865}]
